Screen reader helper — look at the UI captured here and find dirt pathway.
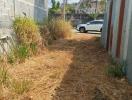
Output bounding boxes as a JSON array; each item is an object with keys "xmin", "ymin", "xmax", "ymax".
[{"xmin": 9, "ymin": 34, "xmax": 132, "ymax": 100}]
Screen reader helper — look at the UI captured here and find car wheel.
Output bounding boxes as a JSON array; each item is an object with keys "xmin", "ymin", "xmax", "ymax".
[{"xmin": 79, "ymin": 27, "xmax": 86, "ymax": 33}]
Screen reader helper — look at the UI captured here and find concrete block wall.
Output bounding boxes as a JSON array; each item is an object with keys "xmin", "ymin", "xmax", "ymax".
[
  {"xmin": 0, "ymin": 0, "xmax": 48, "ymax": 28},
  {"xmin": 15, "ymin": 0, "xmax": 48, "ymax": 22}
]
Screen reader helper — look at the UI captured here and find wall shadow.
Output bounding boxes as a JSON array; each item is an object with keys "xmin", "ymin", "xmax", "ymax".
[{"xmin": 48, "ymin": 36, "xmax": 109, "ymax": 100}]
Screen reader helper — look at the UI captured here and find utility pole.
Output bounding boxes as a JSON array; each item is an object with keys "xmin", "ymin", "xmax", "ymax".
[
  {"xmin": 63, "ymin": 0, "xmax": 67, "ymax": 20},
  {"xmin": 13, "ymin": 0, "xmax": 15, "ymax": 18},
  {"xmin": 105, "ymin": 0, "xmax": 107, "ymax": 10},
  {"xmin": 95, "ymin": 0, "xmax": 98, "ymax": 13},
  {"xmin": 63, "ymin": 0, "xmax": 66, "ymax": 20}
]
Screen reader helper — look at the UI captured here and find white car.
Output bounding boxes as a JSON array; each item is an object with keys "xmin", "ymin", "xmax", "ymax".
[{"xmin": 77, "ymin": 20, "xmax": 104, "ymax": 33}]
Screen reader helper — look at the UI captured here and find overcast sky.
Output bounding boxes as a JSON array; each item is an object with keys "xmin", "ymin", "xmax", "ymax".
[{"xmin": 48, "ymin": 0, "xmax": 80, "ymax": 8}]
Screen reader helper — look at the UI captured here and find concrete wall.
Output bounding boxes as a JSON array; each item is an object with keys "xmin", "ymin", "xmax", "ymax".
[
  {"xmin": 0, "ymin": 0, "xmax": 48, "ymax": 24},
  {"xmin": 15, "ymin": 0, "xmax": 48, "ymax": 22}
]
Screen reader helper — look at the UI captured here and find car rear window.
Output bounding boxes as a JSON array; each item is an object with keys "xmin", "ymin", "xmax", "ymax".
[{"xmin": 90, "ymin": 21, "xmax": 103, "ymax": 24}]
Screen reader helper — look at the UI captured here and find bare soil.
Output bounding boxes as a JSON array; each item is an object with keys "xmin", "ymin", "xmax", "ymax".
[{"xmin": 8, "ymin": 33, "xmax": 132, "ymax": 100}]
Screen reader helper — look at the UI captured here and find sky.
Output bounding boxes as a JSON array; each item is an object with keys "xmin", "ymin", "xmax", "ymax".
[{"xmin": 48, "ymin": 0, "xmax": 80, "ymax": 8}]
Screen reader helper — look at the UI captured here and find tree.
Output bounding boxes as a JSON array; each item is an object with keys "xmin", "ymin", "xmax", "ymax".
[
  {"xmin": 51, "ymin": 0, "xmax": 56, "ymax": 9},
  {"xmin": 89, "ymin": 12, "xmax": 99, "ymax": 20},
  {"xmin": 65, "ymin": 4, "xmax": 76, "ymax": 14},
  {"xmin": 49, "ymin": 0, "xmax": 61, "ymax": 15},
  {"xmin": 56, "ymin": 1, "xmax": 60, "ymax": 9}
]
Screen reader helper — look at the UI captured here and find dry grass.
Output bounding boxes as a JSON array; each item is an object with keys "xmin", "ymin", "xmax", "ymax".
[
  {"xmin": 0, "ymin": 67, "xmax": 9, "ymax": 86},
  {"xmin": 40, "ymin": 19, "xmax": 73, "ymax": 46},
  {"xmin": 11, "ymin": 79, "xmax": 31, "ymax": 95},
  {"xmin": 1, "ymin": 33, "xmax": 131, "ymax": 100},
  {"xmin": 13, "ymin": 17, "xmax": 41, "ymax": 45},
  {"xmin": 47, "ymin": 19, "xmax": 73, "ymax": 40},
  {"xmin": 0, "ymin": 65, "xmax": 31, "ymax": 99}
]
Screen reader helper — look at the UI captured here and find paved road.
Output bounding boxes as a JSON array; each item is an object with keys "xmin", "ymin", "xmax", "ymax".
[{"xmin": 72, "ymin": 29, "xmax": 101, "ymax": 37}]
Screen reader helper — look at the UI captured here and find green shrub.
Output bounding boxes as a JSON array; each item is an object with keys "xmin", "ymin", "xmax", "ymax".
[
  {"xmin": 7, "ymin": 53, "xmax": 16, "ymax": 64},
  {"xmin": 15, "ymin": 44, "xmax": 30, "ymax": 63},
  {"xmin": 7, "ymin": 43, "xmax": 39, "ymax": 64},
  {"xmin": 13, "ymin": 17, "xmax": 41, "ymax": 45},
  {"xmin": 11, "ymin": 79, "xmax": 30, "ymax": 95},
  {"xmin": 6, "ymin": 44, "xmax": 30, "ymax": 64},
  {"xmin": 47, "ymin": 19, "xmax": 73, "ymax": 40},
  {"xmin": 106, "ymin": 64, "xmax": 126, "ymax": 78}
]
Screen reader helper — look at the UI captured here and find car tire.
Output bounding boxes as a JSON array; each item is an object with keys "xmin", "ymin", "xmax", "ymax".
[{"xmin": 79, "ymin": 27, "xmax": 86, "ymax": 33}]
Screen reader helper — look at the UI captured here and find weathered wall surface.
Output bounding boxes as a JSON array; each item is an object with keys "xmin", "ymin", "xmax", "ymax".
[
  {"xmin": 121, "ymin": 0, "xmax": 132, "ymax": 61},
  {"xmin": 111, "ymin": 0, "xmax": 120, "ymax": 58},
  {"xmin": 15, "ymin": 0, "xmax": 48, "ymax": 22},
  {"xmin": 0, "ymin": 0, "xmax": 48, "ymax": 23},
  {"xmin": 0, "ymin": 0, "xmax": 14, "ymax": 54},
  {"xmin": 126, "ymin": 17, "xmax": 132, "ymax": 83},
  {"xmin": 125, "ymin": 0, "xmax": 132, "ymax": 84}
]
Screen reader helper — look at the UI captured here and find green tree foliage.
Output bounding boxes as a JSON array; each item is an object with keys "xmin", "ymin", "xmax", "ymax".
[
  {"xmin": 80, "ymin": 1, "xmax": 91, "ymax": 9},
  {"xmin": 65, "ymin": 4, "xmax": 76, "ymax": 14},
  {"xmin": 49, "ymin": 0, "xmax": 61, "ymax": 14},
  {"xmin": 51, "ymin": 0, "xmax": 56, "ymax": 8},
  {"xmin": 89, "ymin": 12, "xmax": 99, "ymax": 19}
]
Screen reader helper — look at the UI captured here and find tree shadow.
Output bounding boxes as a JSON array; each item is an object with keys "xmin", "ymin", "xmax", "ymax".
[{"xmin": 48, "ymin": 36, "xmax": 110, "ymax": 100}]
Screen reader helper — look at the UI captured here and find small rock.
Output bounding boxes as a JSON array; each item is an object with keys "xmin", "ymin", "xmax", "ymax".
[{"xmin": 121, "ymin": 78, "xmax": 125, "ymax": 82}]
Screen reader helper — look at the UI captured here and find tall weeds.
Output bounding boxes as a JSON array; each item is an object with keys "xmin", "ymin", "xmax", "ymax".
[
  {"xmin": 47, "ymin": 19, "xmax": 73, "ymax": 40},
  {"xmin": 13, "ymin": 17, "xmax": 41, "ymax": 45},
  {"xmin": 4, "ymin": 17, "xmax": 44, "ymax": 64},
  {"xmin": 0, "ymin": 65, "xmax": 30, "ymax": 97}
]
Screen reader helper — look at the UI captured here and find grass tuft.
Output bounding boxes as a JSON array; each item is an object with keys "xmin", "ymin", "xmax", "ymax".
[
  {"xmin": 0, "ymin": 67, "xmax": 9, "ymax": 86},
  {"xmin": 47, "ymin": 19, "xmax": 73, "ymax": 40},
  {"xmin": 11, "ymin": 79, "xmax": 30, "ymax": 95},
  {"xmin": 15, "ymin": 44, "xmax": 29, "ymax": 63},
  {"xmin": 106, "ymin": 62, "xmax": 126, "ymax": 78}
]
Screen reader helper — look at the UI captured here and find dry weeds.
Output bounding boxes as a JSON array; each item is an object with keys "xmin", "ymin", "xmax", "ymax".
[{"xmin": 3, "ymin": 33, "xmax": 132, "ymax": 100}]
